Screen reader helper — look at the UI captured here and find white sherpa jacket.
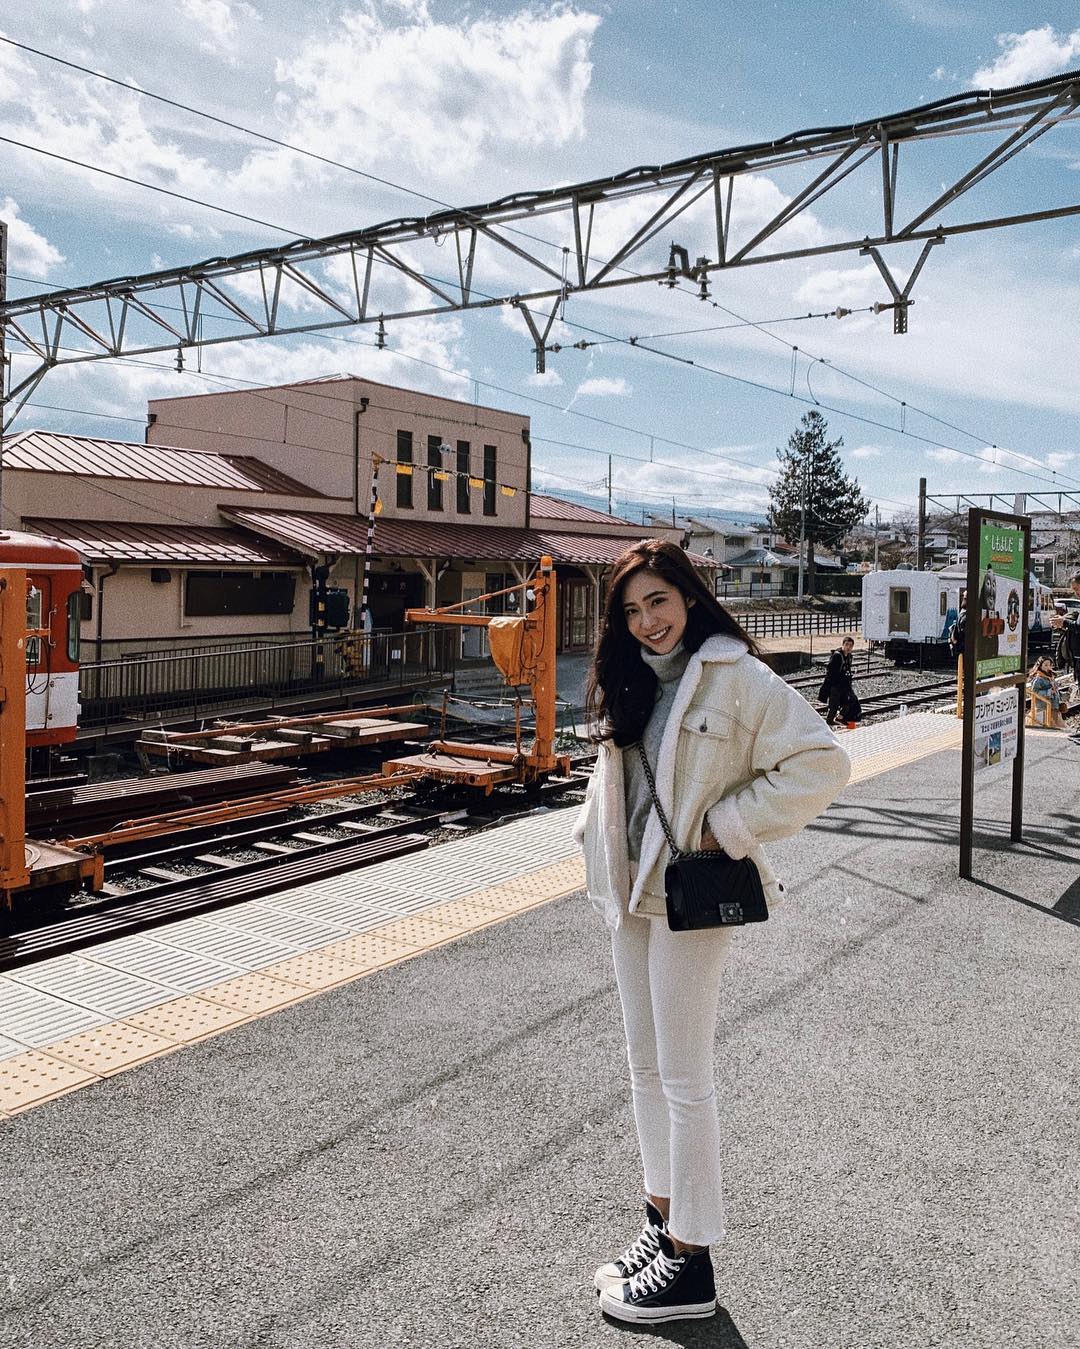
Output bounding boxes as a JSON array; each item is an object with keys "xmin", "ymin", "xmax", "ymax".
[{"xmin": 573, "ymin": 633, "xmax": 851, "ymax": 930}]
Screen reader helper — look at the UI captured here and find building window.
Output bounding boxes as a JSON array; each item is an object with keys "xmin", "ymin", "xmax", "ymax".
[
  {"xmin": 457, "ymin": 441, "xmax": 470, "ymax": 513},
  {"xmin": 184, "ymin": 571, "xmax": 296, "ymax": 617},
  {"xmin": 483, "ymin": 444, "xmax": 497, "ymax": 516},
  {"xmin": 67, "ymin": 591, "xmax": 82, "ymax": 662},
  {"xmin": 396, "ymin": 429, "xmax": 413, "ymax": 509},
  {"xmin": 427, "ymin": 435, "xmax": 444, "ymax": 511}
]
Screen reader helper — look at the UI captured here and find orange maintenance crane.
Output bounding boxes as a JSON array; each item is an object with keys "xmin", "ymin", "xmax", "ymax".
[{"xmin": 383, "ymin": 557, "xmax": 572, "ymax": 790}]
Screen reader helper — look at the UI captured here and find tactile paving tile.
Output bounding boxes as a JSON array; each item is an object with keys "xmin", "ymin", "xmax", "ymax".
[
  {"xmin": 424, "ymin": 893, "xmax": 532, "ymax": 927},
  {"xmin": 0, "ymin": 1050, "xmax": 98, "ymax": 1114},
  {"xmin": 6, "ymin": 955, "xmax": 176, "ymax": 1018},
  {"xmin": 0, "ymin": 1033, "xmax": 29, "ymax": 1062},
  {"xmin": 42, "ymin": 1023, "xmax": 177, "ymax": 1077},
  {"xmin": 121, "ymin": 995, "xmax": 250, "ymax": 1044},
  {"xmin": 366, "ymin": 913, "xmax": 473, "ymax": 950},
  {"xmin": 206, "ymin": 905, "xmax": 349, "ymax": 952},
  {"xmin": 196, "ymin": 972, "xmax": 310, "ymax": 1016},
  {"xmin": 150, "ymin": 918, "xmax": 296, "ymax": 970},
  {"xmin": 85, "ymin": 935, "xmax": 244, "ymax": 992},
  {"xmin": 0, "ymin": 977, "xmax": 108, "ymax": 1047},
  {"xmin": 258, "ymin": 949, "xmax": 373, "ymax": 991},
  {"xmin": 323, "ymin": 933, "xmax": 416, "ymax": 970},
  {"xmin": 255, "ymin": 891, "xmax": 404, "ymax": 930}
]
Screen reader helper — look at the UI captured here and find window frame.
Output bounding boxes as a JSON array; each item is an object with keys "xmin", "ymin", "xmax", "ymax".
[
  {"xmin": 456, "ymin": 441, "xmax": 471, "ymax": 513},
  {"xmin": 396, "ymin": 429, "xmax": 414, "ymax": 509},
  {"xmin": 483, "ymin": 444, "xmax": 497, "ymax": 517},
  {"xmin": 427, "ymin": 435, "xmax": 444, "ymax": 511}
]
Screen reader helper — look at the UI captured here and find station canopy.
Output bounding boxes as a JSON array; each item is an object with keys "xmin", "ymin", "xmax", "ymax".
[{"xmin": 221, "ymin": 507, "xmax": 716, "ymax": 569}]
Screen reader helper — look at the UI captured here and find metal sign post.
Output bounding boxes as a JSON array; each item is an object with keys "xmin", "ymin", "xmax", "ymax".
[{"xmin": 959, "ymin": 507, "xmax": 1031, "ymax": 879}]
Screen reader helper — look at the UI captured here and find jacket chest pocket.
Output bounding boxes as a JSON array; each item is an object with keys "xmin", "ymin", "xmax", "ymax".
[
  {"xmin": 678, "ymin": 710, "xmax": 735, "ymax": 780},
  {"xmin": 681, "ymin": 709, "xmax": 733, "ymax": 740}
]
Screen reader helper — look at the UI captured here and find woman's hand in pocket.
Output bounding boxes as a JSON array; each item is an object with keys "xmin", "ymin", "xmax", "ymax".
[{"xmin": 700, "ymin": 822, "xmax": 722, "ymax": 852}]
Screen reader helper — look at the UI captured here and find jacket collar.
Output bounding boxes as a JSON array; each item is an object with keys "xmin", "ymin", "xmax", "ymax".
[{"xmin": 694, "ymin": 632, "xmax": 749, "ymax": 664}]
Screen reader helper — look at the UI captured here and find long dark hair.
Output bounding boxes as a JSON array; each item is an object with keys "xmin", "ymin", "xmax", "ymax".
[{"xmin": 585, "ymin": 539, "xmax": 761, "ymax": 746}]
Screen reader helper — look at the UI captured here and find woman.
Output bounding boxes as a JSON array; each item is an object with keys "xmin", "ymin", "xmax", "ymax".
[
  {"xmin": 1028, "ymin": 656, "xmax": 1065, "ymax": 729},
  {"xmin": 574, "ymin": 540, "xmax": 850, "ymax": 1325}
]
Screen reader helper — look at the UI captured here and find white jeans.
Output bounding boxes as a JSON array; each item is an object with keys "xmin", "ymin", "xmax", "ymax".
[{"xmin": 609, "ymin": 912, "xmax": 733, "ymax": 1247}]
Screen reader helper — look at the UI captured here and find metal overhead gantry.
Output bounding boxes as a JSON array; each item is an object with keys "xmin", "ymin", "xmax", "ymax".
[{"xmin": 2, "ymin": 72, "xmax": 1080, "ymax": 429}]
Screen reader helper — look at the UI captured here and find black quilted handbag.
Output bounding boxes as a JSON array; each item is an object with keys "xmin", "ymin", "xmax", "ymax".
[{"xmin": 636, "ymin": 743, "xmax": 769, "ymax": 931}]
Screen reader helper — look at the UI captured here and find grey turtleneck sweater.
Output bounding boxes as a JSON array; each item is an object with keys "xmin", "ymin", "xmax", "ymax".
[{"xmin": 622, "ymin": 641, "xmax": 691, "ymax": 865}]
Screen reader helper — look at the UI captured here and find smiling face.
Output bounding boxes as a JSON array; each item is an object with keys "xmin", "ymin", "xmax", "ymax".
[{"xmin": 621, "ymin": 569, "xmax": 693, "ymax": 655}]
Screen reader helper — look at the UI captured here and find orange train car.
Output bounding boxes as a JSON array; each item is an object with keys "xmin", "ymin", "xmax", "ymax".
[{"xmin": 0, "ymin": 530, "xmax": 83, "ymax": 748}]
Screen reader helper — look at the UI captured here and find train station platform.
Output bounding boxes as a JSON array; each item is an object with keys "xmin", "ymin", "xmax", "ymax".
[{"xmin": 1, "ymin": 714, "xmax": 1077, "ymax": 1348}]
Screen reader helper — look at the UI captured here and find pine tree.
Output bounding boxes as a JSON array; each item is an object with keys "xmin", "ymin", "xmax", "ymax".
[{"xmin": 768, "ymin": 410, "xmax": 869, "ymax": 596}]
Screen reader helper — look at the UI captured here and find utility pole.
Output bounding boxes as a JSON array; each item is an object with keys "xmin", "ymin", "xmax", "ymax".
[
  {"xmin": 0, "ymin": 220, "xmax": 7, "ymax": 519},
  {"xmin": 671, "ymin": 497, "xmax": 676, "ymax": 529},
  {"xmin": 797, "ymin": 456, "xmax": 808, "ymax": 601},
  {"xmin": 917, "ymin": 476, "xmax": 927, "ymax": 570},
  {"xmin": 874, "ymin": 504, "xmax": 880, "ymax": 571},
  {"xmin": 607, "ymin": 455, "xmax": 613, "ymax": 516}
]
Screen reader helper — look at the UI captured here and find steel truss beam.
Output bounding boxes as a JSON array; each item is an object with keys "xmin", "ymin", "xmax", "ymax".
[
  {"xmin": 927, "ymin": 492, "xmax": 1080, "ymax": 516},
  {"xmin": 3, "ymin": 73, "xmax": 1080, "ymax": 429}
]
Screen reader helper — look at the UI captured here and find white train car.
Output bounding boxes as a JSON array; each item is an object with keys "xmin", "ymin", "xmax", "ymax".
[{"xmin": 862, "ymin": 567, "xmax": 1054, "ymax": 664}]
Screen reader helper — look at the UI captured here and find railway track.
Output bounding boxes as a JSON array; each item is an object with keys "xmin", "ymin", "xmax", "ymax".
[{"xmin": 1, "ymin": 763, "xmax": 591, "ymax": 971}]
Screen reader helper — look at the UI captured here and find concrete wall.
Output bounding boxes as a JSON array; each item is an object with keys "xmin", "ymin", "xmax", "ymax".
[
  {"xmin": 85, "ymin": 565, "xmax": 311, "ymax": 646},
  {"xmin": 146, "ymin": 376, "xmax": 531, "ymax": 530}
]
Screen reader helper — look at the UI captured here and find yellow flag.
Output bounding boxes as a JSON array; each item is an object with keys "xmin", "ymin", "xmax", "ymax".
[
  {"xmin": 469, "ymin": 476, "xmax": 485, "ymax": 489},
  {"xmin": 396, "ymin": 463, "xmax": 413, "ymax": 476},
  {"xmin": 500, "ymin": 485, "xmax": 516, "ymax": 497},
  {"xmin": 374, "ymin": 498, "xmax": 384, "ymax": 514},
  {"xmin": 433, "ymin": 470, "xmax": 449, "ymax": 481}
]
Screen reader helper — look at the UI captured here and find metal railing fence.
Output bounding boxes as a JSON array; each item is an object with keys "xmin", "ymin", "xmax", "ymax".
[
  {"xmin": 78, "ymin": 628, "xmax": 455, "ymax": 733},
  {"xmin": 737, "ymin": 610, "xmax": 861, "ymax": 639}
]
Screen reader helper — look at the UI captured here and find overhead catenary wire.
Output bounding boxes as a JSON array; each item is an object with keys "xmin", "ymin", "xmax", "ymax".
[{"xmin": 3, "ymin": 74, "xmax": 1073, "ymax": 504}]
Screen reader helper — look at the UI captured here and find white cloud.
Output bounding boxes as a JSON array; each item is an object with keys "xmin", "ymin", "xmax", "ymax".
[
  {"xmin": 972, "ymin": 26, "xmax": 1080, "ymax": 88},
  {"xmin": 276, "ymin": 5, "xmax": 601, "ymax": 180},
  {"xmin": 180, "ymin": 0, "xmax": 256, "ymax": 43},
  {"xmin": 796, "ymin": 263, "xmax": 880, "ymax": 308},
  {"xmin": 576, "ymin": 376, "xmax": 630, "ymax": 397},
  {"xmin": 0, "ymin": 197, "xmax": 65, "ymax": 278},
  {"xmin": 1047, "ymin": 451, "xmax": 1076, "ymax": 469},
  {"xmin": 926, "ymin": 447, "xmax": 965, "ymax": 463},
  {"xmin": 527, "ymin": 370, "xmax": 563, "ymax": 387},
  {"xmin": 850, "ymin": 445, "xmax": 882, "ymax": 459}
]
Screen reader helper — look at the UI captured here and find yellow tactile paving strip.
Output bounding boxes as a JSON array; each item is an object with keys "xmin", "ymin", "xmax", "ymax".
[
  {"xmin": 0, "ymin": 856, "xmax": 586, "ymax": 1118},
  {"xmin": 0, "ymin": 722, "xmax": 966, "ymax": 1120}
]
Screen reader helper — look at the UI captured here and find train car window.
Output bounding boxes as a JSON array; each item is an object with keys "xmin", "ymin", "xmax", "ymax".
[
  {"xmin": 939, "ymin": 592, "xmax": 948, "ymax": 616},
  {"xmin": 67, "ymin": 591, "xmax": 81, "ymax": 662},
  {"xmin": 26, "ymin": 585, "xmax": 42, "ymax": 666}
]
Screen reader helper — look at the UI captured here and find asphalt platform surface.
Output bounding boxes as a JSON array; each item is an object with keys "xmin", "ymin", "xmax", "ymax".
[{"xmin": 2, "ymin": 734, "xmax": 1078, "ymax": 1349}]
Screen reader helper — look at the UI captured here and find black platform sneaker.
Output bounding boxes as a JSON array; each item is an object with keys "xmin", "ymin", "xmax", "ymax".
[
  {"xmin": 598, "ymin": 1231, "xmax": 717, "ymax": 1323},
  {"xmin": 593, "ymin": 1200, "xmax": 666, "ymax": 1294}
]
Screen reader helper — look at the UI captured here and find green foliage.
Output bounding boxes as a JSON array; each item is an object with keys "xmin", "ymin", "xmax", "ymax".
[{"xmin": 767, "ymin": 411, "xmax": 870, "ymax": 594}]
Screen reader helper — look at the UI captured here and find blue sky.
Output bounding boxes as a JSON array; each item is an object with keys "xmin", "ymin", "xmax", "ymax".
[{"xmin": 2, "ymin": 0, "xmax": 1080, "ymax": 527}]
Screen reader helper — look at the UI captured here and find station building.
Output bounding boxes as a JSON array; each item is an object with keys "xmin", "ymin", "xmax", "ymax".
[{"xmin": 1, "ymin": 377, "xmax": 687, "ymax": 666}]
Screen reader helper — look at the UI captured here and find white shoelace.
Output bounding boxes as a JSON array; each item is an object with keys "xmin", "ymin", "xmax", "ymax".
[
  {"xmin": 628, "ymin": 1248, "xmax": 684, "ymax": 1299},
  {"xmin": 620, "ymin": 1221, "xmax": 662, "ymax": 1272}
]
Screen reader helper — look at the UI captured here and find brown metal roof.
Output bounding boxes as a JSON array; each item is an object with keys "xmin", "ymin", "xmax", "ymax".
[
  {"xmin": 528, "ymin": 493, "xmax": 629, "ymax": 526},
  {"xmin": 222, "ymin": 508, "xmax": 716, "ymax": 569},
  {"xmin": 3, "ymin": 431, "xmax": 323, "ymax": 496},
  {"xmin": 26, "ymin": 518, "xmax": 302, "ymax": 566}
]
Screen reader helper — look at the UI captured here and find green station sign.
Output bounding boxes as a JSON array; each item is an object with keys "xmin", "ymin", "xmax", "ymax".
[{"xmin": 974, "ymin": 521, "xmax": 1025, "ymax": 681}]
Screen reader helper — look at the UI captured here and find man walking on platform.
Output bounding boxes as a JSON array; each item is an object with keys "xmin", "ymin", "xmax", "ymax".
[
  {"xmin": 821, "ymin": 636, "xmax": 861, "ymax": 728},
  {"xmin": 1050, "ymin": 572, "xmax": 1080, "ymax": 739}
]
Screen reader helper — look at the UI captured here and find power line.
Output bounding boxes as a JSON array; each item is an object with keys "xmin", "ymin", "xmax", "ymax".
[{"xmin": 3, "ymin": 34, "xmax": 1076, "ymax": 501}]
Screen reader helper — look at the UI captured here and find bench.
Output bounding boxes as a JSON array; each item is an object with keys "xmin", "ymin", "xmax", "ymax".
[{"xmin": 1026, "ymin": 672, "xmax": 1075, "ymax": 728}]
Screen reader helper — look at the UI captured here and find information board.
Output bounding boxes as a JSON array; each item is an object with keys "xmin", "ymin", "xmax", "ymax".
[
  {"xmin": 974, "ymin": 521, "xmax": 1025, "ymax": 680},
  {"xmin": 973, "ymin": 686, "xmax": 1019, "ymax": 771}
]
